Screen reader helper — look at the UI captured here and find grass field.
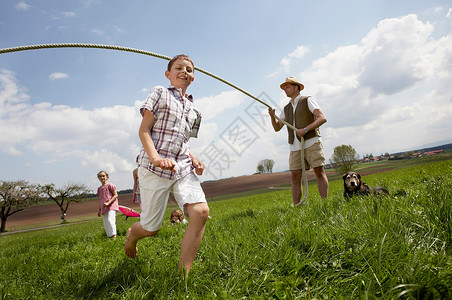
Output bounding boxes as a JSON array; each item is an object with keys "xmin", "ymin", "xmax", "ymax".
[{"xmin": 0, "ymin": 156, "xmax": 451, "ymax": 299}]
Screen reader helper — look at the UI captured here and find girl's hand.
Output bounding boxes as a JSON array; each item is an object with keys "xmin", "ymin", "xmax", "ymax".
[{"xmin": 97, "ymin": 211, "xmax": 101, "ymax": 217}]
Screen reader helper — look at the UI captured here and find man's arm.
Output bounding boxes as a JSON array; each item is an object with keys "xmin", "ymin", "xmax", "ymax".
[
  {"xmin": 268, "ymin": 108, "xmax": 284, "ymax": 132},
  {"xmin": 295, "ymin": 108, "xmax": 327, "ymax": 138}
]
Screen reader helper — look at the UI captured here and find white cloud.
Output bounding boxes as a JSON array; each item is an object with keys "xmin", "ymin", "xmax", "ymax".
[
  {"xmin": 359, "ymin": 15, "xmax": 435, "ymax": 95},
  {"xmin": 288, "ymin": 45, "xmax": 310, "ymax": 58},
  {"xmin": 62, "ymin": 11, "xmax": 76, "ymax": 17},
  {"xmin": 81, "ymin": 0, "xmax": 102, "ymax": 8},
  {"xmin": 80, "ymin": 149, "xmax": 133, "ymax": 173},
  {"xmin": 296, "ymin": 14, "xmax": 452, "ymax": 158},
  {"xmin": 194, "ymin": 90, "xmax": 247, "ymax": 121},
  {"xmin": 113, "ymin": 25, "xmax": 125, "ymax": 33},
  {"xmin": 447, "ymin": 8, "xmax": 452, "ymax": 18},
  {"xmin": 0, "ymin": 70, "xmax": 142, "ymax": 189},
  {"xmin": 15, "ymin": 1, "xmax": 31, "ymax": 11},
  {"xmin": 280, "ymin": 57, "xmax": 291, "ymax": 72},
  {"xmin": 195, "ymin": 11, "xmax": 452, "ymax": 176},
  {"xmin": 49, "ymin": 72, "xmax": 69, "ymax": 80},
  {"xmin": 91, "ymin": 28, "xmax": 104, "ymax": 35},
  {"xmin": 0, "ymin": 69, "xmax": 30, "ymax": 107},
  {"xmin": 1, "ymin": 12, "xmax": 451, "ymax": 189},
  {"xmin": 278, "ymin": 45, "xmax": 310, "ymax": 73}
]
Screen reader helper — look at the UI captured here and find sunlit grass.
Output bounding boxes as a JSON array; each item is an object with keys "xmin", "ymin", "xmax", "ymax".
[{"xmin": 1, "ymin": 158, "xmax": 451, "ymax": 299}]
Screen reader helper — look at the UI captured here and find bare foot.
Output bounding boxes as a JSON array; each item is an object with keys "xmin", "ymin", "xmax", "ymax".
[{"xmin": 124, "ymin": 228, "xmax": 138, "ymax": 258}]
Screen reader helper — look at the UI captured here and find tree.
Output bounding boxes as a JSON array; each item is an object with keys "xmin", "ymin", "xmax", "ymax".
[
  {"xmin": 0, "ymin": 180, "xmax": 40, "ymax": 233},
  {"xmin": 257, "ymin": 159, "xmax": 275, "ymax": 174},
  {"xmin": 40, "ymin": 183, "xmax": 91, "ymax": 223},
  {"xmin": 264, "ymin": 159, "xmax": 275, "ymax": 173},
  {"xmin": 330, "ymin": 144, "xmax": 359, "ymax": 174}
]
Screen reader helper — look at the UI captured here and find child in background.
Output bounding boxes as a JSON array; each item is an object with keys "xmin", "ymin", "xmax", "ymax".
[
  {"xmin": 97, "ymin": 171, "xmax": 119, "ymax": 240},
  {"xmin": 124, "ymin": 54, "xmax": 209, "ymax": 278},
  {"xmin": 132, "ymin": 155, "xmax": 141, "ymax": 209},
  {"xmin": 170, "ymin": 209, "xmax": 188, "ymax": 225}
]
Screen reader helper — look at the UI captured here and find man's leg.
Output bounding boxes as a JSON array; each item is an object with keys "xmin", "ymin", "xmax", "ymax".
[
  {"xmin": 314, "ymin": 166, "xmax": 328, "ymax": 199},
  {"xmin": 291, "ymin": 169, "xmax": 303, "ymax": 205},
  {"xmin": 179, "ymin": 202, "xmax": 210, "ymax": 277}
]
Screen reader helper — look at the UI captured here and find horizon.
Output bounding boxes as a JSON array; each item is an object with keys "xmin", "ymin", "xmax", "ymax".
[{"xmin": 1, "ymin": 1, "xmax": 451, "ymax": 191}]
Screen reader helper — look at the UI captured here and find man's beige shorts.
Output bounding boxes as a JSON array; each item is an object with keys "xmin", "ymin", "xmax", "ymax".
[{"xmin": 289, "ymin": 140, "xmax": 326, "ymax": 170}]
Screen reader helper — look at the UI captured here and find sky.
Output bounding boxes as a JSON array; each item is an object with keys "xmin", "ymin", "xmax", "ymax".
[{"xmin": 0, "ymin": 0, "xmax": 451, "ymax": 192}]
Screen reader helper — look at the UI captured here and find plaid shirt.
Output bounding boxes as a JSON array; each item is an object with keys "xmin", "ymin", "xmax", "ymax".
[{"xmin": 138, "ymin": 85, "xmax": 202, "ymax": 180}]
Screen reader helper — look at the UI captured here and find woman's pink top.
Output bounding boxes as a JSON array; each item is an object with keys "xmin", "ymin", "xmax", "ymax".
[{"xmin": 97, "ymin": 182, "xmax": 119, "ymax": 214}]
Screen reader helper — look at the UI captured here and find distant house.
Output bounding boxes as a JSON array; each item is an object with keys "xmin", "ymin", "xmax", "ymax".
[
  {"xmin": 424, "ymin": 149, "xmax": 444, "ymax": 156},
  {"xmin": 411, "ymin": 152, "xmax": 422, "ymax": 158}
]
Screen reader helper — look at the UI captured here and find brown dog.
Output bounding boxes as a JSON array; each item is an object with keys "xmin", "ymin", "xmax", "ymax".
[{"xmin": 343, "ymin": 171, "xmax": 389, "ymax": 198}]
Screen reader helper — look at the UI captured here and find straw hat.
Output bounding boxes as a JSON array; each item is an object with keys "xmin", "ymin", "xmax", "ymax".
[{"xmin": 280, "ymin": 77, "xmax": 304, "ymax": 91}]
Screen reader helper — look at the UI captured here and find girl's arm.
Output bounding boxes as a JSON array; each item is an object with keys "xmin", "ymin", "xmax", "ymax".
[
  {"xmin": 139, "ymin": 110, "xmax": 176, "ymax": 172},
  {"xmin": 105, "ymin": 189, "xmax": 118, "ymax": 206}
]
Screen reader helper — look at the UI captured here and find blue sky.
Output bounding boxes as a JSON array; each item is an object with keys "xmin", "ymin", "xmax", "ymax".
[{"xmin": 1, "ymin": 0, "xmax": 451, "ymax": 192}]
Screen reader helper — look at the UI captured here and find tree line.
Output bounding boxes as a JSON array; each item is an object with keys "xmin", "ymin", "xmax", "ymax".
[
  {"xmin": 256, "ymin": 144, "xmax": 364, "ymax": 177},
  {"xmin": 0, "ymin": 181, "xmax": 90, "ymax": 233},
  {"xmin": 0, "ymin": 145, "xmax": 375, "ymax": 233},
  {"xmin": 256, "ymin": 159, "xmax": 275, "ymax": 174}
]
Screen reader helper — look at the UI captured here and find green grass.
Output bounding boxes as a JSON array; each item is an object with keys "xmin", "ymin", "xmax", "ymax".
[{"xmin": 1, "ymin": 158, "xmax": 451, "ymax": 299}]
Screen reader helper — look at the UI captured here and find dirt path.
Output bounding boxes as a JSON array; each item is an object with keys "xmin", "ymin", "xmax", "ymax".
[
  {"xmin": 8, "ymin": 167, "xmax": 393, "ymax": 232},
  {"xmin": 5, "ymin": 171, "xmax": 311, "ymax": 229},
  {"xmin": 5, "ymin": 166, "xmax": 397, "ymax": 232}
]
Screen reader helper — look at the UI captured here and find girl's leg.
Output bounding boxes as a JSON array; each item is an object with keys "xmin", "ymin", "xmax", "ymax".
[
  {"xmin": 109, "ymin": 210, "xmax": 117, "ymax": 239},
  {"xmin": 103, "ymin": 211, "xmax": 115, "ymax": 238}
]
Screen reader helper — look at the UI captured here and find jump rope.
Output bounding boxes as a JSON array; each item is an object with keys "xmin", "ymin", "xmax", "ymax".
[{"xmin": 0, "ymin": 43, "xmax": 309, "ymax": 205}]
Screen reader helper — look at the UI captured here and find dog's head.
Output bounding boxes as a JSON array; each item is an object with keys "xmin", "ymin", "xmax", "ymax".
[
  {"xmin": 170, "ymin": 209, "xmax": 184, "ymax": 224},
  {"xmin": 343, "ymin": 172, "xmax": 362, "ymax": 192}
]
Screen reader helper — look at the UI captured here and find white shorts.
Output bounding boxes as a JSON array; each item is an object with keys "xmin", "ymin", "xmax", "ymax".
[
  {"xmin": 138, "ymin": 167, "xmax": 207, "ymax": 232},
  {"xmin": 102, "ymin": 210, "xmax": 117, "ymax": 237}
]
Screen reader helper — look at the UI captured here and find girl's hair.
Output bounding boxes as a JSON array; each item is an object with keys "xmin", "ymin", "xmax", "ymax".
[
  {"xmin": 167, "ymin": 54, "xmax": 194, "ymax": 72},
  {"xmin": 97, "ymin": 170, "xmax": 109, "ymax": 178}
]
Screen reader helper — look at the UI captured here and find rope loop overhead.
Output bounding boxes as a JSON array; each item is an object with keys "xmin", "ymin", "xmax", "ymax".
[{"xmin": 1, "ymin": 43, "xmax": 309, "ymax": 204}]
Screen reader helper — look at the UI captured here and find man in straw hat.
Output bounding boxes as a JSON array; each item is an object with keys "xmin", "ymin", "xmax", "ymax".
[{"xmin": 268, "ymin": 77, "xmax": 329, "ymax": 203}]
